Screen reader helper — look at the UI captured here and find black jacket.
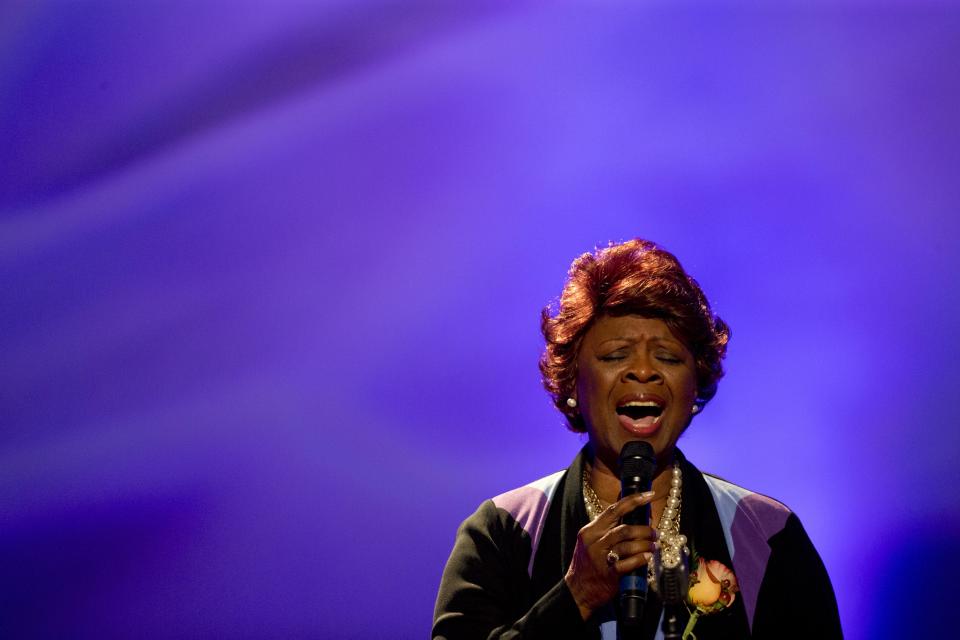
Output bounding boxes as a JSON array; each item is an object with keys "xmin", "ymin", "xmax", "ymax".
[{"xmin": 433, "ymin": 448, "xmax": 841, "ymax": 639}]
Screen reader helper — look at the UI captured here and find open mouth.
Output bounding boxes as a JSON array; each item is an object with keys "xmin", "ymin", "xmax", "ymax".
[
  {"xmin": 614, "ymin": 396, "xmax": 666, "ymax": 436},
  {"xmin": 616, "ymin": 401, "xmax": 664, "ymax": 422}
]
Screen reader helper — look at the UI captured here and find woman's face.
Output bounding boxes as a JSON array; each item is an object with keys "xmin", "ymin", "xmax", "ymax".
[{"xmin": 574, "ymin": 314, "xmax": 698, "ymax": 471}]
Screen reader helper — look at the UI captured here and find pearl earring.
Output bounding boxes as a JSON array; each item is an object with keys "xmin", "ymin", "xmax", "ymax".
[
  {"xmin": 691, "ymin": 404, "xmax": 701, "ymax": 414},
  {"xmin": 566, "ymin": 397, "xmax": 578, "ymax": 408}
]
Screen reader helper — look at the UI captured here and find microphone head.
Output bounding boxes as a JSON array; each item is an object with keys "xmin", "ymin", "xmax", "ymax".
[{"xmin": 619, "ymin": 441, "xmax": 656, "ymax": 479}]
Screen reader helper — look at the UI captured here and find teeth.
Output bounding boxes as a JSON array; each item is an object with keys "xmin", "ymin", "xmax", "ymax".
[{"xmin": 621, "ymin": 401, "xmax": 662, "ymax": 408}]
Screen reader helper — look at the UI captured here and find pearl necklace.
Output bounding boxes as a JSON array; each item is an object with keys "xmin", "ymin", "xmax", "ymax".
[{"xmin": 656, "ymin": 463, "xmax": 688, "ymax": 573}]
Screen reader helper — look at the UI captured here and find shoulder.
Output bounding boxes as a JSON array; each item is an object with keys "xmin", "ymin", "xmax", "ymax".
[
  {"xmin": 488, "ymin": 469, "xmax": 566, "ymax": 535},
  {"xmin": 700, "ymin": 472, "xmax": 794, "ymax": 542},
  {"xmin": 449, "ymin": 469, "xmax": 567, "ymax": 578},
  {"xmin": 455, "ymin": 468, "xmax": 568, "ymax": 542}
]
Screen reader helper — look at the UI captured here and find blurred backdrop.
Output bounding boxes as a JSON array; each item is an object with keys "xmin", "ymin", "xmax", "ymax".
[{"xmin": 2, "ymin": 2, "xmax": 959, "ymax": 638}]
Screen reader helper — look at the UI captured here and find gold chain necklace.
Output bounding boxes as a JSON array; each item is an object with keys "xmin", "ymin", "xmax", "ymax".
[{"xmin": 582, "ymin": 467, "xmax": 607, "ymax": 520}]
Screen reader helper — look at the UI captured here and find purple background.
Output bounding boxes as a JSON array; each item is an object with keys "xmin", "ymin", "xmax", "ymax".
[{"xmin": 2, "ymin": 2, "xmax": 959, "ymax": 638}]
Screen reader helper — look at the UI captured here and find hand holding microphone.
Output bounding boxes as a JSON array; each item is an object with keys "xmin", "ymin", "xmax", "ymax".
[{"xmin": 564, "ymin": 443, "xmax": 658, "ymax": 622}]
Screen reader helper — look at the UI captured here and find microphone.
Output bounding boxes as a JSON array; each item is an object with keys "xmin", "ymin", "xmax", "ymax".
[{"xmin": 618, "ymin": 441, "xmax": 656, "ymax": 631}]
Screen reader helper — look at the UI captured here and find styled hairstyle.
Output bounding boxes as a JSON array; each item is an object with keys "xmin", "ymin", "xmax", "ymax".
[{"xmin": 539, "ymin": 239, "xmax": 730, "ymax": 432}]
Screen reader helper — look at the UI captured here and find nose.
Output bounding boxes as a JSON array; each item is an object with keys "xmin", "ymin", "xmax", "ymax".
[{"xmin": 622, "ymin": 353, "xmax": 661, "ymax": 384}]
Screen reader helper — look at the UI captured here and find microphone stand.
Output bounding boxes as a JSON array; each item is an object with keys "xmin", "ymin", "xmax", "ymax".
[
  {"xmin": 662, "ymin": 605, "xmax": 683, "ymax": 640},
  {"xmin": 659, "ymin": 551, "xmax": 689, "ymax": 640}
]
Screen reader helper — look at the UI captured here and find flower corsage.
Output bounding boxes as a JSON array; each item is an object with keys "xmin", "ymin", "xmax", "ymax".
[{"xmin": 682, "ymin": 556, "xmax": 739, "ymax": 640}]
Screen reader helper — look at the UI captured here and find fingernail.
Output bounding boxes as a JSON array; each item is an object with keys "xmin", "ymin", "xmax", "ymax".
[
  {"xmin": 640, "ymin": 491, "xmax": 655, "ymax": 500},
  {"xmin": 643, "ymin": 552, "xmax": 653, "ymax": 562}
]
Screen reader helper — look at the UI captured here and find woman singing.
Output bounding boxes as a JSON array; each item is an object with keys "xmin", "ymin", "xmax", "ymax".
[{"xmin": 433, "ymin": 239, "xmax": 841, "ymax": 639}]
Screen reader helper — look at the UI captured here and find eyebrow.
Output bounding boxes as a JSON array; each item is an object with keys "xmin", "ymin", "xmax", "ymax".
[{"xmin": 596, "ymin": 336, "xmax": 683, "ymax": 348}]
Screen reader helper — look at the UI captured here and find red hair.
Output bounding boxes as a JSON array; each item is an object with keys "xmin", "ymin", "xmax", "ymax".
[{"xmin": 539, "ymin": 239, "xmax": 730, "ymax": 431}]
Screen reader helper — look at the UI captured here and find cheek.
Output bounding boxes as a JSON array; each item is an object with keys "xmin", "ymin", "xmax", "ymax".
[
  {"xmin": 574, "ymin": 373, "xmax": 595, "ymax": 407},
  {"xmin": 574, "ymin": 366, "xmax": 607, "ymax": 413},
  {"xmin": 673, "ymin": 370, "xmax": 698, "ymax": 404}
]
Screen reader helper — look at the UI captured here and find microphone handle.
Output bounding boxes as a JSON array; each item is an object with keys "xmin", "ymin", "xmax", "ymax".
[{"xmin": 619, "ymin": 477, "xmax": 651, "ymax": 629}]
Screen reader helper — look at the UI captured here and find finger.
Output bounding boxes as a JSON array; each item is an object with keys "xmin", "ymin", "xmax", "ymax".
[
  {"xmin": 577, "ymin": 514, "xmax": 616, "ymax": 546},
  {"xmin": 609, "ymin": 540, "xmax": 657, "ymax": 560},
  {"xmin": 600, "ymin": 524, "xmax": 658, "ymax": 548},
  {"xmin": 598, "ymin": 491, "xmax": 656, "ymax": 524},
  {"xmin": 613, "ymin": 551, "xmax": 654, "ymax": 575},
  {"xmin": 580, "ymin": 492, "xmax": 657, "ymax": 545}
]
